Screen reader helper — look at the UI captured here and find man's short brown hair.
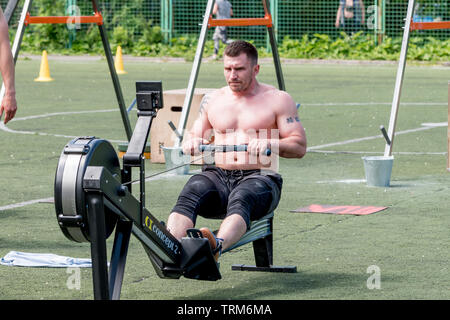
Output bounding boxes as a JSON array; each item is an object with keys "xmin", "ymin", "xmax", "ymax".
[{"xmin": 224, "ymin": 40, "xmax": 258, "ymax": 65}]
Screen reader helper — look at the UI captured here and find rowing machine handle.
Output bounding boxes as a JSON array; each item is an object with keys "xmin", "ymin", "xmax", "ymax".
[{"xmin": 199, "ymin": 144, "xmax": 271, "ymax": 156}]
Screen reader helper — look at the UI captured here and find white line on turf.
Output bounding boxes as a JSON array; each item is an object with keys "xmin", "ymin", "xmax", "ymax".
[
  {"xmin": 302, "ymin": 102, "xmax": 447, "ymax": 107},
  {"xmin": 309, "ymin": 150, "xmax": 446, "ymax": 155},
  {"xmin": 10, "ymin": 109, "xmax": 117, "ymax": 121},
  {"xmin": 308, "ymin": 125, "xmax": 443, "ymax": 151},
  {"xmin": 0, "ymin": 197, "xmax": 54, "ymax": 212},
  {"xmin": 0, "ymin": 109, "xmax": 127, "ymax": 143}
]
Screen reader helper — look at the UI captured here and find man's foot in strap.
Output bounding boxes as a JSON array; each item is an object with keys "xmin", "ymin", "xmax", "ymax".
[{"xmin": 199, "ymin": 228, "xmax": 223, "ymax": 262}]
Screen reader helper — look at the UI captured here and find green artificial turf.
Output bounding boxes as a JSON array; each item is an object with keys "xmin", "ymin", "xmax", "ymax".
[{"xmin": 0, "ymin": 57, "xmax": 449, "ymax": 300}]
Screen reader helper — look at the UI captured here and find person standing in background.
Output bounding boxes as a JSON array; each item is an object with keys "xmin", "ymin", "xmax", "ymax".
[
  {"xmin": 212, "ymin": 0, "xmax": 233, "ymax": 60},
  {"xmin": 335, "ymin": 0, "xmax": 365, "ymax": 34}
]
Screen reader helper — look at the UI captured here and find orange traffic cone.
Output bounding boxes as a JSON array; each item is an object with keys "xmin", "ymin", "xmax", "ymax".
[
  {"xmin": 34, "ymin": 50, "xmax": 53, "ymax": 82},
  {"xmin": 114, "ymin": 46, "xmax": 127, "ymax": 75}
]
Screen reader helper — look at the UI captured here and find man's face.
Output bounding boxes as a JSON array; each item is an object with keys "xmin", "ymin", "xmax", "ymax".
[{"xmin": 223, "ymin": 53, "xmax": 259, "ymax": 93}]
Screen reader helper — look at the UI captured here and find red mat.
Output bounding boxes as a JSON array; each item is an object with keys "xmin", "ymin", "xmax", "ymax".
[{"xmin": 291, "ymin": 204, "xmax": 388, "ymax": 215}]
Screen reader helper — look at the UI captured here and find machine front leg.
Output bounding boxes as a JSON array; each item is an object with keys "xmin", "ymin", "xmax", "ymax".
[
  {"xmin": 86, "ymin": 192, "xmax": 110, "ymax": 300},
  {"xmin": 109, "ymin": 219, "xmax": 133, "ymax": 300}
]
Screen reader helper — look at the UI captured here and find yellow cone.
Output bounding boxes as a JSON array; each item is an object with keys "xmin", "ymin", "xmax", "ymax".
[
  {"xmin": 114, "ymin": 46, "xmax": 127, "ymax": 75},
  {"xmin": 34, "ymin": 50, "xmax": 53, "ymax": 82}
]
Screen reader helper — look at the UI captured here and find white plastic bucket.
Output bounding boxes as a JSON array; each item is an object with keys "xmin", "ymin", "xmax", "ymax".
[
  {"xmin": 362, "ymin": 156, "xmax": 394, "ymax": 187},
  {"xmin": 162, "ymin": 146, "xmax": 190, "ymax": 175}
]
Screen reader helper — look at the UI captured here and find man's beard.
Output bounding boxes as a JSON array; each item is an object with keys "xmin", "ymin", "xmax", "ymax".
[{"xmin": 228, "ymin": 80, "xmax": 248, "ymax": 92}]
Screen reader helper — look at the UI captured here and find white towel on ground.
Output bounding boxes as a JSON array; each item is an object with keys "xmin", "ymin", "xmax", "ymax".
[{"xmin": 0, "ymin": 251, "xmax": 92, "ymax": 268}]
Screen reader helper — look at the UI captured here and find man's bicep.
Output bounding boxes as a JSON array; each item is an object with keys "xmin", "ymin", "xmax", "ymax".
[
  {"xmin": 276, "ymin": 101, "xmax": 305, "ymax": 139},
  {"xmin": 189, "ymin": 109, "xmax": 213, "ymax": 141}
]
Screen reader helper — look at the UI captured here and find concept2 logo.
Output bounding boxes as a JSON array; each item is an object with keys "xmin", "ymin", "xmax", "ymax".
[{"xmin": 144, "ymin": 215, "xmax": 180, "ymax": 255}]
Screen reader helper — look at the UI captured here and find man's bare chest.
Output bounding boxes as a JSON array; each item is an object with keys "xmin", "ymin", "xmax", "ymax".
[{"xmin": 208, "ymin": 102, "xmax": 276, "ymax": 132}]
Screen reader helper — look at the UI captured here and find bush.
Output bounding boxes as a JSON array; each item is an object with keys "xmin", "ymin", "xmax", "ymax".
[{"xmin": 277, "ymin": 33, "xmax": 449, "ymax": 62}]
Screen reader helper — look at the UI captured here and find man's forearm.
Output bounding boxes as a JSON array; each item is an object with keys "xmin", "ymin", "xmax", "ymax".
[{"xmin": 274, "ymin": 137, "xmax": 306, "ymax": 159}]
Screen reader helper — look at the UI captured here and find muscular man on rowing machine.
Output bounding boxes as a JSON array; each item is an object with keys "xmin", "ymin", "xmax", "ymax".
[{"xmin": 167, "ymin": 40, "xmax": 307, "ymax": 261}]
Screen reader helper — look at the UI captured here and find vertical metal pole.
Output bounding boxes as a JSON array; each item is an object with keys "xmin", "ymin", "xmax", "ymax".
[
  {"xmin": 374, "ymin": 0, "xmax": 378, "ymax": 44},
  {"xmin": 266, "ymin": 0, "xmax": 278, "ymax": 52},
  {"xmin": 160, "ymin": 0, "xmax": 167, "ymax": 43},
  {"xmin": 447, "ymin": 81, "xmax": 450, "ymax": 171},
  {"xmin": 168, "ymin": 0, "xmax": 173, "ymax": 42},
  {"xmin": 174, "ymin": 0, "xmax": 215, "ymax": 147},
  {"xmin": 92, "ymin": 0, "xmax": 132, "ymax": 141},
  {"xmin": 384, "ymin": 0, "xmax": 416, "ymax": 157},
  {"xmin": 87, "ymin": 193, "xmax": 110, "ymax": 300},
  {"xmin": 264, "ymin": 0, "xmax": 285, "ymax": 91},
  {"xmin": 376, "ymin": 0, "xmax": 385, "ymax": 45},
  {"xmin": 161, "ymin": 0, "xmax": 173, "ymax": 44},
  {"xmin": 4, "ymin": 0, "xmax": 20, "ymax": 24},
  {"xmin": 0, "ymin": 0, "xmax": 32, "ymax": 102},
  {"xmin": 10, "ymin": 0, "xmax": 31, "ymax": 65}
]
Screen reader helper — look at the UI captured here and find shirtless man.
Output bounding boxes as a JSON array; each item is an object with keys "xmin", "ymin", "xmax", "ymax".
[{"xmin": 167, "ymin": 40, "xmax": 306, "ymax": 260}]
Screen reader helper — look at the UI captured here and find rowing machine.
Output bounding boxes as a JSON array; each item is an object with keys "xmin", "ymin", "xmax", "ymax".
[{"xmin": 55, "ymin": 81, "xmax": 221, "ymax": 300}]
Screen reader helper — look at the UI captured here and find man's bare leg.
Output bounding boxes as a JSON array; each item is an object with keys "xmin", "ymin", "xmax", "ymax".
[
  {"xmin": 166, "ymin": 212, "xmax": 194, "ymax": 240},
  {"xmin": 216, "ymin": 213, "xmax": 247, "ymax": 251}
]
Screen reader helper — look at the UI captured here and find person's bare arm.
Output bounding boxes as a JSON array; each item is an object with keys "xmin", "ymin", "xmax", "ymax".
[
  {"xmin": 273, "ymin": 92, "xmax": 307, "ymax": 158},
  {"xmin": 181, "ymin": 94, "xmax": 214, "ymax": 155},
  {"xmin": 0, "ymin": 7, "xmax": 16, "ymax": 124},
  {"xmin": 335, "ymin": 6, "xmax": 342, "ymax": 28},
  {"xmin": 247, "ymin": 91, "xmax": 306, "ymax": 159},
  {"xmin": 360, "ymin": 0, "xmax": 365, "ymax": 24}
]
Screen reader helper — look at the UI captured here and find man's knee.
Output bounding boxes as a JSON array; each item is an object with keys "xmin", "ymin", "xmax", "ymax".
[
  {"xmin": 171, "ymin": 174, "xmax": 215, "ymax": 221},
  {"xmin": 227, "ymin": 177, "xmax": 280, "ymax": 227},
  {"xmin": 227, "ymin": 190, "xmax": 254, "ymax": 230},
  {"xmin": 181, "ymin": 174, "xmax": 216, "ymax": 197}
]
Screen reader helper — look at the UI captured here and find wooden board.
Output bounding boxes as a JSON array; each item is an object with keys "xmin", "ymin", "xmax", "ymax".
[{"xmin": 150, "ymin": 88, "xmax": 215, "ymax": 163}]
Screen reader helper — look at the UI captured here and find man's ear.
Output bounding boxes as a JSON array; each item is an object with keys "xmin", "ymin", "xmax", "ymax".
[{"xmin": 253, "ymin": 64, "xmax": 260, "ymax": 76}]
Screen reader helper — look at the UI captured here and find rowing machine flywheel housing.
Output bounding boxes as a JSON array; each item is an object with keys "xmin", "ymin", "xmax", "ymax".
[{"xmin": 54, "ymin": 137, "xmax": 121, "ymax": 242}]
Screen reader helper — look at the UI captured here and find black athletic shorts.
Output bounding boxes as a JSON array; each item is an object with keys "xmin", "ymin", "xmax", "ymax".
[{"xmin": 171, "ymin": 165, "xmax": 283, "ymax": 230}]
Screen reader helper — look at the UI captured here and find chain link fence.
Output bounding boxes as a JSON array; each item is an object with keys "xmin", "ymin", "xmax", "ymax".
[{"xmin": 2, "ymin": 0, "xmax": 448, "ymax": 52}]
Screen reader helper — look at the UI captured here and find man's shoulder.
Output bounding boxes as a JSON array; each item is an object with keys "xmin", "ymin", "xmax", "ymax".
[
  {"xmin": 203, "ymin": 87, "xmax": 228, "ymax": 106},
  {"xmin": 260, "ymin": 84, "xmax": 293, "ymax": 100},
  {"xmin": 258, "ymin": 84, "xmax": 296, "ymax": 112},
  {"xmin": 207, "ymin": 87, "xmax": 227, "ymax": 97}
]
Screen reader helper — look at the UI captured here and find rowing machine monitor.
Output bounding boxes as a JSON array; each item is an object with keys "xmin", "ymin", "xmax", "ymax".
[{"xmin": 135, "ymin": 81, "xmax": 163, "ymax": 114}]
